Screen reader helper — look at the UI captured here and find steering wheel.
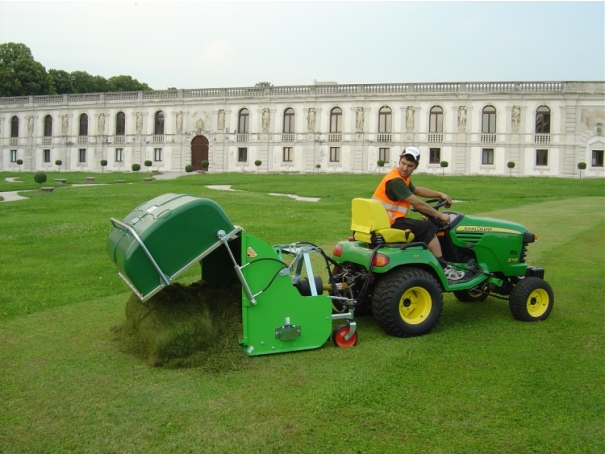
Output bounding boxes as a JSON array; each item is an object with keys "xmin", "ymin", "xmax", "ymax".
[{"xmin": 411, "ymin": 198, "xmax": 449, "ymax": 212}]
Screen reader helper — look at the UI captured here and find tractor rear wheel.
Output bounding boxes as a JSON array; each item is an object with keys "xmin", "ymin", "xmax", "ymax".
[
  {"xmin": 509, "ymin": 277, "xmax": 554, "ymax": 321},
  {"xmin": 371, "ymin": 267, "xmax": 443, "ymax": 337}
]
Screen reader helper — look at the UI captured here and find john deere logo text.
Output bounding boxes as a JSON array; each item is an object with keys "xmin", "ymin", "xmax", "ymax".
[{"xmin": 456, "ymin": 226, "xmax": 521, "ymax": 235}]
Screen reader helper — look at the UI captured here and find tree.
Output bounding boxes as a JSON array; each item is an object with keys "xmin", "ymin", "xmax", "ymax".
[
  {"xmin": 131, "ymin": 163, "xmax": 141, "ymax": 175},
  {"xmin": 108, "ymin": 75, "xmax": 152, "ymax": 92},
  {"xmin": 255, "ymin": 82, "xmax": 273, "ymax": 87},
  {"xmin": 377, "ymin": 160, "xmax": 385, "ymax": 173},
  {"xmin": 440, "ymin": 161, "xmax": 449, "ymax": 176},
  {"xmin": 201, "ymin": 160, "xmax": 209, "ymax": 171},
  {"xmin": 507, "ymin": 161, "xmax": 516, "ymax": 177},
  {"xmin": 100, "ymin": 159, "xmax": 108, "ymax": 173},
  {"xmin": 34, "ymin": 171, "xmax": 47, "ymax": 186},
  {"xmin": 185, "ymin": 164, "xmax": 194, "ymax": 173},
  {"xmin": 55, "ymin": 159, "xmax": 62, "ymax": 172},
  {"xmin": 254, "ymin": 160, "xmax": 262, "ymax": 173},
  {"xmin": 577, "ymin": 162, "xmax": 587, "ymax": 179},
  {"xmin": 144, "ymin": 160, "xmax": 152, "ymax": 172},
  {"xmin": 48, "ymin": 69, "xmax": 74, "ymax": 94},
  {"xmin": 0, "ymin": 42, "xmax": 53, "ymax": 97},
  {"xmin": 16, "ymin": 159, "xmax": 23, "ymax": 172}
]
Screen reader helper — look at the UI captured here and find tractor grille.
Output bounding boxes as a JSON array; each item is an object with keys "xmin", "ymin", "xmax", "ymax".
[
  {"xmin": 520, "ymin": 243, "xmax": 529, "ymax": 263},
  {"xmin": 455, "ymin": 232, "xmax": 484, "ymax": 244}
]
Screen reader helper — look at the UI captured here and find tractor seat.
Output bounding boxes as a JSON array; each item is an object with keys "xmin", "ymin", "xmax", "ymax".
[{"xmin": 350, "ymin": 198, "xmax": 415, "ymax": 244}]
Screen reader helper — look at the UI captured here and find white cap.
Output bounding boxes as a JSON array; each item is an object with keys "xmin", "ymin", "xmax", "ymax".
[{"xmin": 400, "ymin": 146, "xmax": 420, "ymax": 162}]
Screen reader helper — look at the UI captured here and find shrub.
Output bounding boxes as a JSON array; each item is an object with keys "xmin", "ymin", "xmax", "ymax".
[
  {"xmin": 100, "ymin": 159, "xmax": 108, "ymax": 173},
  {"xmin": 16, "ymin": 159, "xmax": 23, "ymax": 172},
  {"xmin": 254, "ymin": 160, "xmax": 262, "ymax": 173},
  {"xmin": 185, "ymin": 164, "xmax": 194, "ymax": 173},
  {"xmin": 440, "ymin": 161, "xmax": 449, "ymax": 176},
  {"xmin": 507, "ymin": 161, "xmax": 516, "ymax": 177},
  {"xmin": 34, "ymin": 172, "xmax": 47, "ymax": 186},
  {"xmin": 55, "ymin": 160, "xmax": 62, "ymax": 172},
  {"xmin": 201, "ymin": 160, "xmax": 209, "ymax": 170},
  {"xmin": 144, "ymin": 160, "xmax": 152, "ymax": 171},
  {"xmin": 132, "ymin": 163, "xmax": 141, "ymax": 173},
  {"xmin": 578, "ymin": 162, "xmax": 587, "ymax": 179},
  {"xmin": 377, "ymin": 160, "xmax": 385, "ymax": 172}
]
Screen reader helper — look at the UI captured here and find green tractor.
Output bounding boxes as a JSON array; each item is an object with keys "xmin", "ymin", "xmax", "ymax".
[{"xmin": 328, "ymin": 198, "xmax": 554, "ymax": 338}]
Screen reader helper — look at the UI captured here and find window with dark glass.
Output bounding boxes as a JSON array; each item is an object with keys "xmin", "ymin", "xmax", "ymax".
[
  {"xmin": 10, "ymin": 150, "xmax": 17, "ymax": 162},
  {"xmin": 154, "ymin": 111, "xmax": 164, "ymax": 135},
  {"xmin": 330, "ymin": 147, "xmax": 340, "ymax": 162},
  {"xmin": 43, "ymin": 149, "xmax": 51, "ymax": 162},
  {"xmin": 283, "ymin": 147, "xmax": 293, "ymax": 162},
  {"xmin": 379, "ymin": 148, "xmax": 390, "ymax": 162},
  {"xmin": 11, "ymin": 116, "xmax": 19, "ymax": 137},
  {"xmin": 238, "ymin": 109, "xmax": 249, "ymax": 133},
  {"xmin": 79, "ymin": 149, "xmax": 86, "ymax": 162},
  {"xmin": 115, "ymin": 148, "xmax": 124, "ymax": 162},
  {"xmin": 535, "ymin": 106, "xmax": 551, "ymax": 134},
  {"xmin": 482, "ymin": 148, "xmax": 494, "ymax": 165},
  {"xmin": 79, "ymin": 114, "xmax": 88, "ymax": 136},
  {"xmin": 44, "ymin": 115, "xmax": 53, "ymax": 137},
  {"xmin": 482, "ymin": 106, "xmax": 496, "ymax": 133},
  {"xmin": 430, "ymin": 148, "xmax": 441, "ymax": 164},
  {"xmin": 536, "ymin": 149, "xmax": 548, "ymax": 166},
  {"xmin": 379, "ymin": 107, "xmax": 392, "ymax": 133},
  {"xmin": 283, "ymin": 108, "xmax": 295, "ymax": 133},
  {"xmin": 592, "ymin": 150, "xmax": 604, "ymax": 167},
  {"xmin": 154, "ymin": 148, "xmax": 162, "ymax": 161},
  {"xmin": 330, "ymin": 108, "xmax": 342, "ymax": 133},
  {"xmin": 429, "ymin": 106, "xmax": 443, "ymax": 133},
  {"xmin": 116, "ymin": 112, "xmax": 126, "ymax": 135},
  {"xmin": 238, "ymin": 147, "xmax": 248, "ymax": 162}
]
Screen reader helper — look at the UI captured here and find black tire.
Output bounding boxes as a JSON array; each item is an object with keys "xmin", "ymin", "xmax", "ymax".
[
  {"xmin": 509, "ymin": 277, "xmax": 554, "ymax": 321},
  {"xmin": 454, "ymin": 289, "xmax": 489, "ymax": 303},
  {"xmin": 371, "ymin": 267, "xmax": 443, "ymax": 337}
]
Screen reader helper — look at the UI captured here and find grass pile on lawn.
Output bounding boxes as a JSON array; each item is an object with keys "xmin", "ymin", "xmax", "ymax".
[{"xmin": 112, "ymin": 280, "xmax": 247, "ymax": 372}]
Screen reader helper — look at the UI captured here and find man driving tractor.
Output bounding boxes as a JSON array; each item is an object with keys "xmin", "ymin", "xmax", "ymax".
[{"xmin": 372, "ymin": 146, "xmax": 465, "ymax": 281}]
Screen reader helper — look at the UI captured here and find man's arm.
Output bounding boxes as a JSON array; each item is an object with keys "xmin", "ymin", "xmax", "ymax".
[{"xmin": 403, "ymin": 194, "xmax": 450, "ymax": 223}]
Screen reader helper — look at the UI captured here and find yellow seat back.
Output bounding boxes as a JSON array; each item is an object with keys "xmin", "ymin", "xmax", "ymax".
[{"xmin": 350, "ymin": 198, "xmax": 414, "ymax": 244}]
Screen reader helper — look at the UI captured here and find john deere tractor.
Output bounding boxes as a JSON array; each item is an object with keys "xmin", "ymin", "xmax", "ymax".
[{"xmin": 329, "ymin": 198, "xmax": 554, "ymax": 337}]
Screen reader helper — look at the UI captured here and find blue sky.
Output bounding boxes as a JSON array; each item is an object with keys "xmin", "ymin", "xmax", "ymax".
[{"xmin": 1, "ymin": 1, "xmax": 603, "ymax": 90}]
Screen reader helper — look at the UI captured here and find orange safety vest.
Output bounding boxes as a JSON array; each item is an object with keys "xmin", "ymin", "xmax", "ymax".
[{"xmin": 372, "ymin": 167, "xmax": 411, "ymax": 225}]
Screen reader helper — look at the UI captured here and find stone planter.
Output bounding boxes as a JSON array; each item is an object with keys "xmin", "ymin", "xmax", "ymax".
[
  {"xmin": 41, "ymin": 187, "xmax": 54, "ymax": 193},
  {"xmin": 114, "ymin": 180, "xmax": 126, "ymax": 184},
  {"xmin": 55, "ymin": 179, "xmax": 66, "ymax": 184},
  {"xmin": 142, "ymin": 178, "xmax": 153, "ymax": 183},
  {"xmin": 85, "ymin": 177, "xmax": 95, "ymax": 182}
]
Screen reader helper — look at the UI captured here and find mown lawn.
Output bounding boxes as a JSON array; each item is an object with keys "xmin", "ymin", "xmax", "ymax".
[{"xmin": 0, "ymin": 172, "xmax": 603, "ymax": 453}]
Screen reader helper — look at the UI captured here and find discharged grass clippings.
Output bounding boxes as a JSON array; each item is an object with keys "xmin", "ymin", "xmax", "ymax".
[{"xmin": 112, "ymin": 281, "xmax": 248, "ymax": 373}]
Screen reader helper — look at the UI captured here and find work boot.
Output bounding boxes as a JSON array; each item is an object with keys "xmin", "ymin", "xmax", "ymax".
[{"xmin": 444, "ymin": 264, "xmax": 465, "ymax": 281}]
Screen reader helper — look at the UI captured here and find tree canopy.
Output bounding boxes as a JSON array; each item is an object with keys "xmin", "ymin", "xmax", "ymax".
[{"xmin": 0, "ymin": 42, "xmax": 153, "ymax": 97}]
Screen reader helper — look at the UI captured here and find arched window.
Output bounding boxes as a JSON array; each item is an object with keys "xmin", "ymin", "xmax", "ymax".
[
  {"xmin": 379, "ymin": 106, "xmax": 392, "ymax": 133},
  {"xmin": 283, "ymin": 108, "xmax": 295, "ymax": 133},
  {"xmin": 238, "ymin": 108, "xmax": 249, "ymax": 133},
  {"xmin": 116, "ymin": 112, "xmax": 126, "ymax": 135},
  {"xmin": 79, "ymin": 114, "xmax": 88, "ymax": 136},
  {"xmin": 535, "ymin": 106, "xmax": 550, "ymax": 134},
  {"xmin": 429, "ymin": 106, "xmax": 443, "ymax": 133},
  {"xmin": 11, "ymin": 116, "xmax": 19, "ymax": 137},
  {"xmin": 482, "ymin": 106, "xmax": 496, "ymax": 133},
  {"xmin": 330, "ymin": 107, "xmax": 342, "ymax": 133},
  {"xmin": 154, "ymin": 111, "xmax": 164, "ymax": 135},
  {"xmin": 44, "ymin": 115, "xmax": 53, "ymax": 137}
]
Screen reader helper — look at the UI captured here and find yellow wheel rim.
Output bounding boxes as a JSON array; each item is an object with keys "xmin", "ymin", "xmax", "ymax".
[
  {"xmin": 526, "ymin": 288, "xmax": 550, "ymax": 317},
  {"xmin": 398, "ymin": 286, "xmax": 432, "ymax": 325}
]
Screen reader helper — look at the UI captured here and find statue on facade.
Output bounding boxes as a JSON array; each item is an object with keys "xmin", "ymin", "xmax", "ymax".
[
  {"xmin": 356, "ymin": 107, "xmax": 364, "ymax": 131},
  {"xmin": 61, "ymin": 115, "xmax": 69, "ymax": 134},
  {"xmin": 511, "ymin": 105, "xmax": 521, "ymax": 132},
  {"xmin": 196, "ymin": 118, "xmax": 204, "ymax": 133},
  {"xmin": 218, "ymin": 109, "xmax": 225, "ymax": 130},
  {"xmin": 27, "ymin": 115, "xmax": 34, "ymax": 135},
  {"xmin": 262, "ymin": 108, "xmax": 270, "ymax": 131},
  {"xmin": 176, "ymin": 111, "xmax": 183, "ymax": 133},
  {"xmin": 136, "ymin": 112, "xmax": 143, "ymax": 133},
  {"xmin": 307, "ymin": 108, "xmax": 316, "ymax": 132},
  {"xmin": 406, "ymin": 106, "xmax": 415, "ymax": 131},
  {"xmin": 98, "ymin": 113, "xmax": 105, "ymax": 134},
  {"xmin": 457, "ymin": 106, "xmax": 467, "ymax": 132}
]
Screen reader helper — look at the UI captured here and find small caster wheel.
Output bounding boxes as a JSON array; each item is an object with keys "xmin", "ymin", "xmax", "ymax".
[{"xmin": 332, "ymin": 323, "xmax": 358, "ymax": 348}]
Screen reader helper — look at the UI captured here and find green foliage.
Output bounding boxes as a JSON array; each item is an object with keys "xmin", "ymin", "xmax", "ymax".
[
  {"xmin": 185, "ymin": 164, "xmax": 194, "ymax": 173},
  {"xmin": 108, "ymin": 75, "xmax": 152, "ymax": 92},
  {"xmin": 577, "ymin": 162, "xmax": 587, "ymax": 170},
  {"xmin": 255, "ymin": 81, "xmax": 273, "ymax": 87},
  {"xmin": 144, "ymin": 160, "xmax": 152, "ymax": 171},
  {"xmin": 440, "ymin": 161, "xmax": 449, "ymax": 175},
  {"xmin": 377, "ymin": 159, "xmax": 385, "ymax": 167},
  {"xmin": 131, "ymin": 163, "xmax": 140, "ymax": 173},
  {"xmin": 0, "ymin": 42, "xmax": 53, "ymax": 97},
  {"xmin": 507, "ymin": 161, "xmax": 516, "ymax": 169},
  {"xmin": 16, "ymin": 159, "xmax": 23, "ymax": 165},
  {"xmin": 33, "ymin": 171, "xmax": 47, "ymax": 185},
  {"xmin": 201, "ymin": 160, "xmax": 209, "ymax": 169}
]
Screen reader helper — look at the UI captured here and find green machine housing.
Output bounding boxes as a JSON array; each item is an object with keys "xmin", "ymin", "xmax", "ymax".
[{"xmin": 106, "ymin": 193, "xmax": 353, "ymax": 356}]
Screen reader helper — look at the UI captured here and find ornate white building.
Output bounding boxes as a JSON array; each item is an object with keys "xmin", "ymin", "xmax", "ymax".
[{"xmin": 1, "ymin": 81, "xmax": 604, "ymax": 177}]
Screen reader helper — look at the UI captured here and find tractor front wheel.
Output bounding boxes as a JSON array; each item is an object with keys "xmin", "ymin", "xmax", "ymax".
[
  {"xmin": 371, "ymin": 267, "xmax": 443, "ymax": 337},
  {"xmin": 509, "ymin": 277, "xmax": 554, "ymax": 321}
]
